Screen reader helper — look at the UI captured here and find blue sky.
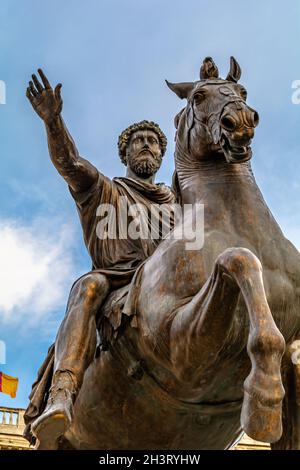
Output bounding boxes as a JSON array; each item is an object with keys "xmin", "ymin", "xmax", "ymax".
[{"xmin": 0, "ymin": 0, "xmax": 300, "ymax": 409}]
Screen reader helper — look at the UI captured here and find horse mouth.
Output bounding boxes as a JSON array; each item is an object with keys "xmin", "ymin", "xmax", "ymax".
[{"xmin": 220, "ymin": 134, "xmax": 252, "ymax": 163}]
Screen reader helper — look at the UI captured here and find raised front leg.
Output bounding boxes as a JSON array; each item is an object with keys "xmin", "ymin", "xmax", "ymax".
[{"xmin": 170, "ymin": 247, "xmax": 285, "ymax": 443}]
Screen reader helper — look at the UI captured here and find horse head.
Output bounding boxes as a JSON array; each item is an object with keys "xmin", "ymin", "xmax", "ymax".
[{"xmin": 166, "ymin": 57, "xmax": 259, "ymax": 164}]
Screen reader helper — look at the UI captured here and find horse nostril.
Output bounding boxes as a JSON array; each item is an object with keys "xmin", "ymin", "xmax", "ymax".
[
  {"xmin": 220, "ymin": 115, "xmax": 236, "ymax": 132},
  {"xmin": 252, "ymin": 111, "xmax": 259, "ymax": 127}
]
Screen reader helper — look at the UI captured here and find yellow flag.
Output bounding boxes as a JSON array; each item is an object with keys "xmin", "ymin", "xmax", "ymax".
[{"xmin": 0, "ymin": 372, "xmax": 19, "ymax": 398}]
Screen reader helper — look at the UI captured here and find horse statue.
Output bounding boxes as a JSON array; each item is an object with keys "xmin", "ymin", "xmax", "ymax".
[{"xmin": 59, "ymin": 57, "xmax": 300, "ymax": 450}]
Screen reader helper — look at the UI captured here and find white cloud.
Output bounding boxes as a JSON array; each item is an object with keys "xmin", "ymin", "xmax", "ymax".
[{"xmin": 0, "ymin": 218, "xmax": 78, "ymax": 329}]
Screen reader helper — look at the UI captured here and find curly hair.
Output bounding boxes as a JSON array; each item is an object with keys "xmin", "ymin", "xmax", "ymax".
[{"xmin": 118, "ymin": 120, "xmax": 167, "ymax": 165}]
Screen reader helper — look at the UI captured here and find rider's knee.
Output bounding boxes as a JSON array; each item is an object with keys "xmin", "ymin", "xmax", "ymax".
[{"xmin": 72, "ymin": 273, "xmax": 109, "ymax": 302}]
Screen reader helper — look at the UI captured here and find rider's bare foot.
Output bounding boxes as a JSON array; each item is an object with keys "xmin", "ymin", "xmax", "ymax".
[{"xmin": 31, "ymin": 371, "xmax": 76, "ymax": 450}]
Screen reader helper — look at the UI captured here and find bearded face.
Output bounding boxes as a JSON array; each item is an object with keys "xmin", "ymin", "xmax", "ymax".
[{"xmin": 126, "ymin": 130, "xmax": 163, "ymax": 178}]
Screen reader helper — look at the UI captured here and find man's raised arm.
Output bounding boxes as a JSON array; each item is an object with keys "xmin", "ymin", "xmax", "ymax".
[{"xmin": 26, "ymin": 69, "xmax": 98, "ymax": 193}]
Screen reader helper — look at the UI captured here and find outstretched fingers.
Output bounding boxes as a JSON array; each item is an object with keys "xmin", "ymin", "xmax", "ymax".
[
  {"xmin": 25, "ymin": 69, "xmax": 63, "ymax": 116},
  {"xmin": 54, "ymin": 83, "xmax": 62, "ymax": 101},
  {"xmin": 29, "ymin": 80, "xmax": 38, "ymax": 97},
  {"xmin": 31, "ymin": 73, "xmax": 44, "ymax": 93},
  {"xmin": 26, "ymin": 87, "xmax": 35, "ymax": 104},
  {"xmin": 26, "ymin": 68, "xmax": 52, "ymax": 104},
  {"xmin": 38, "ymin": 68, "xmax": 51, "ymax": 89}
]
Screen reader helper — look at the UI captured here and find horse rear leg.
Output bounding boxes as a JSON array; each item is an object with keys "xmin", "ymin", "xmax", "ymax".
[{"xmin": 171, "ymin": 247, "xmax": 285, "ymax": 443}]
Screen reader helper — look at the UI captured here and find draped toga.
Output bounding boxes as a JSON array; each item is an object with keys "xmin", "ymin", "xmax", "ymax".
[{"xmin": 70, "ymin": 173, "xmax": 176, "ymax": 288}]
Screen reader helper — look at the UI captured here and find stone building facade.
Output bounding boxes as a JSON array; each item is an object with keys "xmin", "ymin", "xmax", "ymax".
[{"xmin": 0, "ymin": 406, "xmax": 30, "ymax": 450}]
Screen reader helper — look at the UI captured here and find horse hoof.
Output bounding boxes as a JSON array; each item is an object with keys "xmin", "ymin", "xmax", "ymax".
[{"xmin": 241, "ymin": 390, "xmax": 283, "ymax": 443}]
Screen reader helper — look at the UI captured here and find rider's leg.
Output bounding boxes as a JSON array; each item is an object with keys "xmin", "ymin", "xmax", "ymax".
[
  {"xmin": 54, "ymin": 272, "xmax": 109, "ymax": 389},
  {"xmin": 32, "ymin": 272, "xmax": 109, "ymax": 448}
]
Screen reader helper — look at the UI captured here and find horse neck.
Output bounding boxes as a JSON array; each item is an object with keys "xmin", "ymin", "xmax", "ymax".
[{"xmin": 175, "ymin": 142, "xmax": 259, "ymax": 207}]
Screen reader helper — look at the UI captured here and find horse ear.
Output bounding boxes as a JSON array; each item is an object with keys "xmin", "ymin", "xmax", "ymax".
[
  {"xmin": 165, "ymin": 80, "xmax": 194, "ymax": 99},
  {"xmin": 226, "ymin": 56, "xmax": 242, "ymax": 83}
]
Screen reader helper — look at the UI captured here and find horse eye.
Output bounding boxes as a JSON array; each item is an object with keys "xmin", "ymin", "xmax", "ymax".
[
  {"xmin": 194, "ymin": 93, "xmax": 205, "ymax": 104},
  {"xmin": 238, "ymin": 86, "xmax": 247, "ymax": 101}
]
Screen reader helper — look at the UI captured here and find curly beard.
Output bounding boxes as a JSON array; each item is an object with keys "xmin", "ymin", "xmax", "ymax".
[{"xmin": 129, "ymin": 150, "xmax": 162, "ymax": 178}]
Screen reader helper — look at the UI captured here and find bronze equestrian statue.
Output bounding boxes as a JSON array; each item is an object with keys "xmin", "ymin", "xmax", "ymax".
[{"xmin": 25, "ymin": 58, "xmax": 300, "ymax": 450}]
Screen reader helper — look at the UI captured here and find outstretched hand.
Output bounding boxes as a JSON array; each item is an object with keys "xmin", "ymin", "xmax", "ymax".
[{"xmin": 26, "ymin": 69, "xmax": 63, "ymax": 124}]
